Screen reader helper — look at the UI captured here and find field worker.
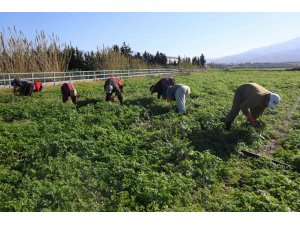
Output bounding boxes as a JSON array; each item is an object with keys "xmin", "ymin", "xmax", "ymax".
[
  {"xmin": 11, "ymin": 78, "xmax": 34, "ymax": 96},
  {"xmin": 33, "ymin": 81, "xmax": 43, "ymax": 92},
  {"xmin": 223, "ymin": 83, "xmax": 281, "ymax": 130},
  {"xmin": 61, "ymin": 82, "xmax": 78, "ymax": 104},
  {"xmin": 150, "ymin": 76, "xmax": 176, "ymax": 99},
  {"xmin": 104, "ymin": 77, "xmax": 124, "ymax": 105},
  {"xmin": 165, "ymin": 84, "xmax": 191, "ymax": 115}
]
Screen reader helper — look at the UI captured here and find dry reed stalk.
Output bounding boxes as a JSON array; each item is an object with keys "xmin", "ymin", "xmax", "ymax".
[
  {"xmin": 0, "ymin": 26, "xmax": 70, "ymax": 73},
  {"xmin": 95, "ymin": 45, "xmax": 147, "ymax": 70}
]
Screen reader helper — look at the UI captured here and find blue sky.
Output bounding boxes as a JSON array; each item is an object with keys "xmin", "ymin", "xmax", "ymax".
[{"xmin": 1, "ymin": 12, "xmax": 300, "ymax": 59}]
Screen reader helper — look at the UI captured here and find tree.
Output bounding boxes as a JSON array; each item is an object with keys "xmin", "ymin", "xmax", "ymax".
[
  {"xmin": 134, "ymin": 52, "xmax": 142, "ymax": 60},
  {"xmin": 67, "ymin": 46, "xmax": 87, "ymax": 71},
  {"xmin": 177, "ymin": 56, "xmax": 181, "ymax": 65},
  {"xmin": 112, "ymin": 45, "xmax": 119, "ymax": 52},
  {"xmin": 154, "ymin": 51, "xmax": 167, "ymax": 66},
  {"xmin": 120, "ymin": 42, "xmax": 132, "ymax": 57},
  {"xmin": 200, "ymin": 53, "xmax": 206, "ymax": 68},
  {"xmin": 192, "ymin": 56, "xmax": 200, "ymax": 66},
  {"xmin": 142, "ymin": 51, "xmax": 154, "ymax": 64}
]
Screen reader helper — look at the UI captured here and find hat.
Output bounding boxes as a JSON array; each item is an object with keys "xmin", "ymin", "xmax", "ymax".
[
  {"xmin": 105, "ymin": 85, "xmax": 113, "ymax": 94},
  {"xmin": 268, "ymin": 93, "xmax": 281, "ymax": 109}
]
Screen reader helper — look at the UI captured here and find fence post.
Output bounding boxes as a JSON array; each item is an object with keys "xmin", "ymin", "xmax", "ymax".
[
  {"xmin": 53, "ymin": 72, "xmax": 56, "ymax": 85},
  {"xmin": 31, "ymin": 73, "xmax": 34, "ymax": 83},
  {"xmin": 94, "ymin": 71, "xmax": 96, "ymax": 80},
  {"xmin": 8, "ymin": 74, "xmax": 11, "ymax": 87}
]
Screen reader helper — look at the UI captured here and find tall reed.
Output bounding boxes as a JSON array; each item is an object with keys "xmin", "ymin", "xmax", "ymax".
[
  {"xmin": 95, "ymin": 45, "xmax": 147, "ymax": 70},
  {"xmin": 0, "ymin": 26, "xmax": 70, "ymax": 73}
]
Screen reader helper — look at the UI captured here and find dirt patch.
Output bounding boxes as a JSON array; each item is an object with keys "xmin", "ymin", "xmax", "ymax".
[{"xmin": 261, "ymin": 139, "xmax": 280, "ymax": 154}]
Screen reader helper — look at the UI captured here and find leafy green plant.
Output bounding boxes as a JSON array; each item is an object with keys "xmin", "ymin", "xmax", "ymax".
[{"xmin": 0, "ymin": 70, "xmax": 299, "ymax": 211}]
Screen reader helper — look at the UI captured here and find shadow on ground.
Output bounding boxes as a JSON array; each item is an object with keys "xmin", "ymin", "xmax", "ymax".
[
  {"xmin": 76, "ymin": 98, "xmax": 99, "ymax": 109},
  {"xmin": 125, "ymin": 97, "xmax": 171, "ymax": 116},
  {"xmin": 188, "ymin": 119, "xmax": 258, "ymax": 160}
]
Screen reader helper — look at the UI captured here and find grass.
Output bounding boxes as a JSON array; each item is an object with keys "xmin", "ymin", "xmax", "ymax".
[{"xmin": 0, "ymin": 69, "xmax": 299, "ymax": 211}]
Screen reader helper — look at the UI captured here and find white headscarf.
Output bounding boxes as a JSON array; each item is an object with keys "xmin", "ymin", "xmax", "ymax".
[
  {"xmin": 70, "ymin": 89, "xmax": 77, "ymax": 97},
  {"xmin": 105, "ymin": 85, "xmax": 113, "ymax": 94},
  {"xmin": 268, "ymin": 93, "xmax": 281, "ymax": 109}
]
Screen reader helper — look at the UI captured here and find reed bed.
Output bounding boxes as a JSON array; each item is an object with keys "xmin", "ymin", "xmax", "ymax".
[{"xmin": 0, "ymin": 27, "xmax": 70, "ymax": 73}]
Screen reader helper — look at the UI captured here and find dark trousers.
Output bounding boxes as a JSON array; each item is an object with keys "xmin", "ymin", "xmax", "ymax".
[{"xmin": 20, "ymin": 83, "xmax": 34, "ymax": 96}]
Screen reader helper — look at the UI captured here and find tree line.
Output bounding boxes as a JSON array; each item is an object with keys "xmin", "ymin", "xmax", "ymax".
[
  {"xmin": 0, "ymin": 27, "xmax": 206, "ymax": 73},
  {"xmin": 67, "ymin": 41, "xmax": 206, "ymax": 71}
]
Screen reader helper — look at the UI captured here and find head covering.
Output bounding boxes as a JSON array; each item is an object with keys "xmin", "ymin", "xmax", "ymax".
[
  {"xmin": 268, "ymin": 93, "xmax": 281, "ymax": 109},
  {"xmin": 105, "ymin": 85, "xmax": 113, "ymax": 94},
  {"xmin": 70, "ymin": 89, "xmax": 77, "ymax": 97},
  {"xmin": 11, "ymin": 78, "xmax": 21, "ymax": 87},
  {"xmin": 168, "ymin": 77, "xmax": 175, "ymax": 85}
]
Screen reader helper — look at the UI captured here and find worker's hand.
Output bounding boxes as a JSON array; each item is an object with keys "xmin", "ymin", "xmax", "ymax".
[
  {"xmin": 110, "ymin": 96, "xmax": 115, "ymax": 102},
  {"xmin": 255, "ymin": 121, "xmax": 265, "ymax": 129},
  {"xmin": 246, "ymin": 114, "xmax": 257, "ymax": 127}
]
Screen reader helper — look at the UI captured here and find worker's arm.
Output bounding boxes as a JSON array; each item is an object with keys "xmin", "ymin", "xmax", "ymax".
[
  {"xmin": 240, "ymin": 97, "xmax": 261, "ymax": 116},
  {"xmin": 13, "ymin": 86, "xmax": 19, "ymax": 95}
]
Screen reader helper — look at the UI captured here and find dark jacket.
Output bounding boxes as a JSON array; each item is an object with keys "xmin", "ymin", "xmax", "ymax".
[
  {"xmin": 150, "ymin": 77, "xmax": 175, "ymax": 99},
  {"xmin": 61, "ymin": 83, "xmax": 77, "ymax": 104},
  {"xmin": 11, "ymin": 79, "xmax": 34, "ymax": 96},
  {"xmin": 104, "ymin": 78, "xmax": 123, "ymax": 104}
]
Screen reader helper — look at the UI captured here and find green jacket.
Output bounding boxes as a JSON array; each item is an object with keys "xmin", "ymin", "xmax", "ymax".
[
  {"xmin": 237, "ymin": 83, "xmax": 270, "ymax": 116},
  {"xmin": 225, "ymin": 83, "xmax": 271, "ymax": 123}
]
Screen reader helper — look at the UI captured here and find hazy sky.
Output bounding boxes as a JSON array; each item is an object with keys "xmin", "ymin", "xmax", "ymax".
[{"xmin": 1, "ymin": 12, "xmax": 300, "ymax": 59}]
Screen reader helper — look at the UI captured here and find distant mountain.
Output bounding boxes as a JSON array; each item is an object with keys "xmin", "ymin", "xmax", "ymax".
[{"xmin": 211, "ymin": 37, "xmax": 300, "ymax": 64}]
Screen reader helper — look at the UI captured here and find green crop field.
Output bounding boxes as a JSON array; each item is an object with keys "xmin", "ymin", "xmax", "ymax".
[{"xmin": 0, "ymin": 70, "xmax": 299, "ymax": 212}]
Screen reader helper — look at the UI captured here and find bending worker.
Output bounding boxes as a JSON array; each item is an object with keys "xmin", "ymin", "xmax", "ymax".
[
  {"xmin": 150, "ymin": 76, "xmax": 175, "ymax": 99},
  {"xmin": 11, "ymin": 78, "xmax": 34, "ymax": 96},
  {"xmin": 33, "ymin": 81, "xmax": 43, "ymax": 92},
  {"xmin": 61, "ymin": 82, "xmax": 78, "ymax": 104},
  {"xmin": 165, "ymin": 84, "xmax": 191, "ymax": 115},
  {"xmin": 223, "ymin": 83, "xmax": 281, "ymax": 130},
  {"xmin": 104, "ymin": 77, "xmax": 124, "ymax": 105}
]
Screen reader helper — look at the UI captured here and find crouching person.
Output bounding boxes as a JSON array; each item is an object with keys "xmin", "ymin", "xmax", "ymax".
[
  {"xmin": 61, "ymin": 82, "xmax": 78, "ymax": 104},
  {"xmin": 150, "ymin": 76, "xmax": 175, "ymax": 99},
  {"xmin": 104, "ymin": 77, "xmax": 124, "ymax": 105},
  {"xmin": 33, "ymin": 81, "xmax": 43, "ymax": 92},
  {"xmin": 223, "ymin": 83, "xmax": 281, "ymax": 130},
  {"xmin": 165, "ymin": 84, "xmax": 191, "ymax": 115},
  {"xmin": 11, "ymin": 78, "xmax": 34, "ymax": 96}
]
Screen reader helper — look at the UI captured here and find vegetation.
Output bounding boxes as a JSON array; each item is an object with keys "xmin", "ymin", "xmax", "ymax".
[
  {"xmin": 0, "ymin": 69, "xmax": 299, "ymax": 211},
  {"xmin": 0, "ymin": 27, "xmax": 70, "ymax": 73},
  {"xmin": 0, "ymin": 27, "xmax": 207, "ymax": 73}
]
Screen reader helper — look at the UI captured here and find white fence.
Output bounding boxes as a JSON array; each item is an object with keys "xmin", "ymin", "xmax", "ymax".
[{"xmin": 0, "ymin": 68, "xmax": 186, "ymax": 87}]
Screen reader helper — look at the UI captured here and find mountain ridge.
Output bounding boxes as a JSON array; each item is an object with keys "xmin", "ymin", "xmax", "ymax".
[{"xmin": 211, "ymin": 37, "xmax": 300, "ymax": 64}]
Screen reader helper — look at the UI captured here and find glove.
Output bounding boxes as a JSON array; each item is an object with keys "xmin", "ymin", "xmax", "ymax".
[
  {"xmin": 246, "ymin": 114, "xmax": 257, "ymax": 127},
  {"xmin": 256, "ymin": 121, "xmax": 265, "ymax": 129}
]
